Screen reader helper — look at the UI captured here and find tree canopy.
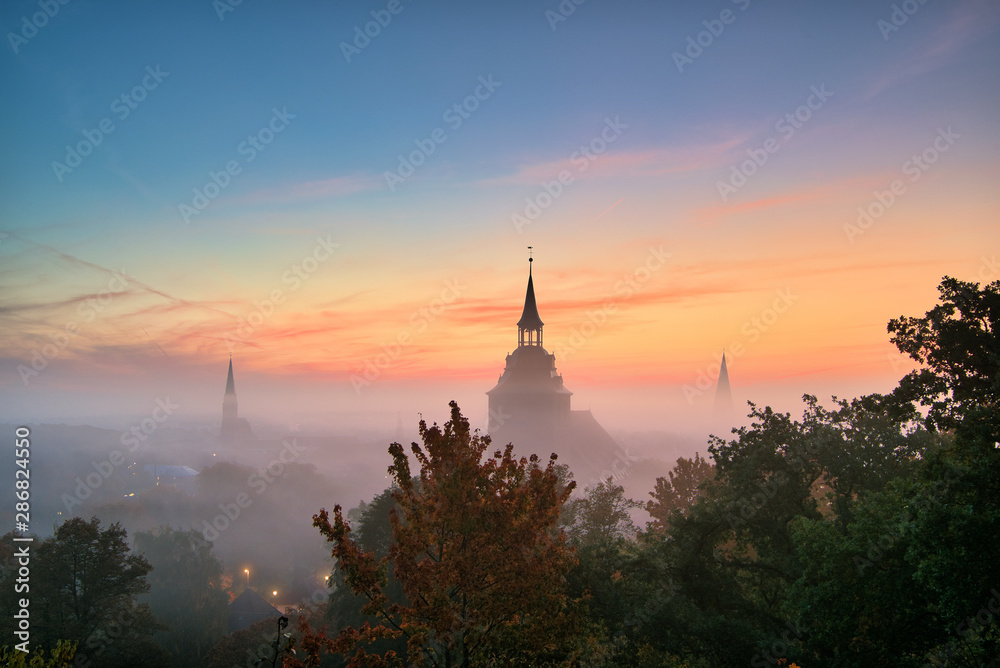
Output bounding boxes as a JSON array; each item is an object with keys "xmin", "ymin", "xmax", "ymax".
[{"xmin": 300, "ymin": 401, "xmax": 585, "ymax": 667}]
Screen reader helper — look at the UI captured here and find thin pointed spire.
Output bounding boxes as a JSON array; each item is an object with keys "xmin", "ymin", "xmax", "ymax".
[
  {"xmin": 516, "ymin": 251, "xmax": 544, "ymax": 346},
  {"xmin": 713, "ymin": 350, "xmax": 734, "ymax": 417},
  {"xmin": 225, "ymin": 355, "xmax": 236, "ymax": 396}
]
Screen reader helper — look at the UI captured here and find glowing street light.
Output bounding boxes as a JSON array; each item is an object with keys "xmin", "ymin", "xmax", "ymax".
[{"xmin": 244, "ymin": 568, "xmax": 250, "ymax": 589}]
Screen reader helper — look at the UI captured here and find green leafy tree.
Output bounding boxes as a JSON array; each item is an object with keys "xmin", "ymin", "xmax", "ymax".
[
  {"xmin": 324, "ymin": 488, "xmax": 409, "ymax": 660},
  {"xmin": 788, "ymin": 276, "xmax": 1000, "ymax": 666},
  {"xmin": 29, "ymin": 517, "xmax": 169, "ymax": 668},
  {"xmin": 563, "ymin": 479, "xmax": 649, "ymax": 665},
  {"xmin": 133, "ymin": 526, "xmax": 229, "ymax": 666},
  {"xmin": 0, "ymin": 640, "xmax": 77, "ymax": 667},
  {"xmin": 888, "ymin": 276, "xmax": 1000, "ymax": 430},
  {"xmin": 299, "ymin": 401, "xmax": 586, "ymax": 667},
  {"xmin": 646, "ymin": 453, "xmax": 715, "ymax": 533},
  {"xmin": 567, "ymin": 477, "xmax": 641, "ymax": 546}
]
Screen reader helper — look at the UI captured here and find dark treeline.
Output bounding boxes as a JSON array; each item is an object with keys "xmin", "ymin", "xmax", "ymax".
[{"xmin": 2, "ymin": 275, "xmax": 998, "ymax": 667}]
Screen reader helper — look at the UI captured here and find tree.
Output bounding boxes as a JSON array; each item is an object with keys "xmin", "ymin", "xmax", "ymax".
[
  {"xmin": 646, "ymin": 453, "xmax": 715, "ymax": 533},
  {"xmin": 888, "ymin": 276, "xmax": 1000, "ymax": 430},
  {"xmin": 203, "ymin": 616, "xmax": 289, "ymax": 668},
  {"xmin": 29, "ymin": 517, "xmax": 169, "ymax": 668},
  {"xmin": 301, "ymin": 401, "xmax": 585, "ymax": 667},
  {"xmin": 324, "ymin": 489, "xmax": 409, "ymax": 660},
  {"xmin": 133, "ymin": 526, "xmax": 229, "ymax": 666},
  {"xmin": 567, "ymin": 477, "xmax": 641, "ymax": 546},
  {"xmin": 0, "ymin": 641, "xmax": 77, "ymax": 667},
  {"xmin": 563, "ymin": 479, "xmax": 647, "ymax": 665}
]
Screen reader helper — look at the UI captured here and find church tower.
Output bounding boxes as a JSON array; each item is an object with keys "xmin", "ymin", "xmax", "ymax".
[
  {"xmin": 221, "ymin": 356, "xmax": 239, "ymax": 441},
  {"xmin": 485, "ymin": 251, "xmax": 622, "ymax": 481},
  {"xmin": 487, "ymin": 254, "xmax": 572, "ymax": 446}
]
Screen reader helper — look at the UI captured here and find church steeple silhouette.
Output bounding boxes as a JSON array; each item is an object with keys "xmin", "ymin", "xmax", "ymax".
[
  {"xmin": 221, "ymin": 355, "xmax": 239, "ymax": 441},
  {"xmin": 487, "ymin": 250, "xmax": 571, "ymax": 435},
  {"xmin": 517, "ymin": 253, "xmax": 544, "ymax": 347},
  {"xmin": 713, "ymin": 350, "xmax": 735, "ymax": 420},
  {"xmin": 486, "ymin": 250, "xmax": 622, "ymax": 482}
]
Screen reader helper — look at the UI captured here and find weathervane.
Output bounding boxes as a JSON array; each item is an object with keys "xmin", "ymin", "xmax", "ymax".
[{"xmin": 528, "ymin": 246, "xmax": 533, "ymax": 264}]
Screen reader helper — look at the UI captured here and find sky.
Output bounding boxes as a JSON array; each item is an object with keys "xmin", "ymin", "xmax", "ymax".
[{"xmin": 2, "ymin": 0, "xmax": 998, "ymax": 434}]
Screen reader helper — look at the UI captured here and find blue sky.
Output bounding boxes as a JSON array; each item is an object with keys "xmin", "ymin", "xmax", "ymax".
[{"xmin": 2, "ymin": 0, "xmax": 998, "ymax": 430}]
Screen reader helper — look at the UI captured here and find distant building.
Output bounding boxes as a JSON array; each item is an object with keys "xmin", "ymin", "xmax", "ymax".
[
  {"xmin": 221, "ymin": 356, "xmax": 253, "ymax": 442},
  {"xmin": 227, "ymin": 588, "xmax": 282, "ymax": 634},
  {"xmin": 487, "ymin": 257, "xmax": 622, "ymax": 483},
  {"xmin": 142, "ymin": 464, "xmax": 199, "ymax": 493}
]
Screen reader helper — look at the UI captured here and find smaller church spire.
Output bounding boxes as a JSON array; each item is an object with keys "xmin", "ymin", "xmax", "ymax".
[
  {"xmin": 517, "ymin": 249, "xmax": 544, "ymax": 347},
  {"xmin": 713, "ymin": 350, "xmax": 734, "ymax": 419},
  {"xmin": 225, "ymin": 354, "xmax": 236, "ymax": 396},
  {"xmin": 222, "ymin": 355, "xmax": 239, "ymax": 441}
]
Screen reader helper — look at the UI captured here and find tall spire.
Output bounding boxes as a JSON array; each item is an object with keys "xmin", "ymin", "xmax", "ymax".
[
  {"xmin": 517, "ymin": 250, "xmax": 544, "ymax": 347},
  {"xmin": 222, "ymin": 355, "xmax": 239, "ymax": 441},
  {"xmin": 225, "ymin": 355, "xmax": 236, "ymax": 395},
  {"xmin": 713, "ymin": 350, "xmax": 734, "ymax": 419}
]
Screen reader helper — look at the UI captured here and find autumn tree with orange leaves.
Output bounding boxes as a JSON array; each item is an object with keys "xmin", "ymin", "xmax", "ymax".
[{"xmin": 295, "ymin": 401, "xmax": 586, "ymax": 667}]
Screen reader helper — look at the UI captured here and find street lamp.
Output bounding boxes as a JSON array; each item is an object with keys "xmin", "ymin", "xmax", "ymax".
[
  {"xmin": 244, "ymin": 568, "xmax": 250, "ymax": 589},
  {"xmin": 254, "ymin": 616, "xmax": 293, "ymax": 668}
]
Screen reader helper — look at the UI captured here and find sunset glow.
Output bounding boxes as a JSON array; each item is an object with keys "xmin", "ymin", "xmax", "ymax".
[{"xmin": 2, "ymin": 1, "xmax": 998, "ymax": 432}]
